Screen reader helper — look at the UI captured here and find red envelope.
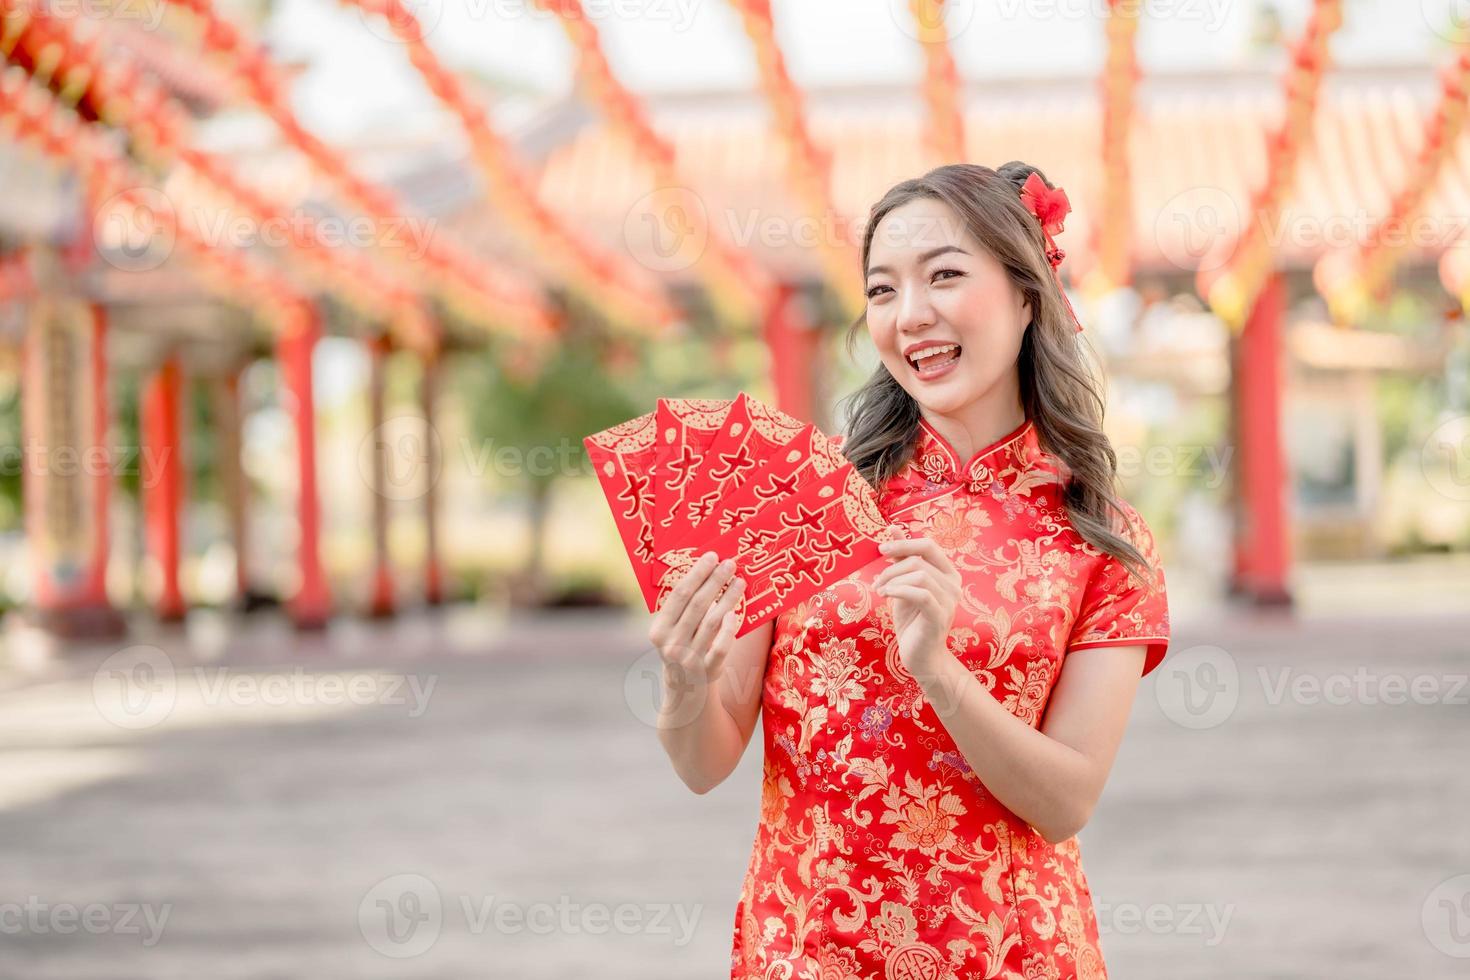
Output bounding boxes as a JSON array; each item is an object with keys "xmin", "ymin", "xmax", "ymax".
[
  {"xmin": 583, "ymin": 411, "xmax": 662, "ymax": 611},
  {"xmin": 651, "ymin": 397, "xmax": 737, "ymax": 554},
  {"xmin": 662, "ymin": 392, "xmax": 809, "ymax": 549},
  {"xmin": 651, "ymin": 459, "xmax": 896, "ymax": 637},
  {"xmin": 671, "ymin": 423, "xmax": 844, "ymax": 549}
]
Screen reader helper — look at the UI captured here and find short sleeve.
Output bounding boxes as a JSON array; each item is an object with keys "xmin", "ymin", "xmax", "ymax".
[{"xmin": 1066, "ymin": 503, "xmax": 1171, "ymax": 677}]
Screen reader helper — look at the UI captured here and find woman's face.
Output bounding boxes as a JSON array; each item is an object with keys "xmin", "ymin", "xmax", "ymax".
[{"xmin": 864, "ymin": 197, "xmax": 1030, "ymax": 418}]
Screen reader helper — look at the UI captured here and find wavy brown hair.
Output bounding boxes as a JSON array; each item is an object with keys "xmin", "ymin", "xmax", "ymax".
[{"xmin": 838, "ymin": 161, "xmax": 1154, "ymax": 587}]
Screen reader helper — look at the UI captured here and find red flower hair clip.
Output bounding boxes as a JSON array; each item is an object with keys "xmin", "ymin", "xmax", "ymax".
[{"xmin": 1018, "ymin": 171, "xmax": 1083, "ymax": 334}]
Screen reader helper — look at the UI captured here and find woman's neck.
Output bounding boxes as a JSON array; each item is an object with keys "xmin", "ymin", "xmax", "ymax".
[{"xmin": 919, "ymin": 395, "xmax": 1027, "ymax": 464}]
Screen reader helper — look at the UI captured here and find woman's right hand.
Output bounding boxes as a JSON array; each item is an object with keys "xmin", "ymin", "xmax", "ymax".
[{"xmin": 647, "ymin": 550, "xmax": 747, "ymax": 689}]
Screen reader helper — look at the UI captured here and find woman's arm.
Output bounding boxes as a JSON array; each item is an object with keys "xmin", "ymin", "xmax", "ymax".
[
  {"xmin": 912, "ymin": 642, "xmax": 1146, "ymax": 843},
  {"xmin": 656, "ymin": 619, "xmax": 773, "ymax": 794}
]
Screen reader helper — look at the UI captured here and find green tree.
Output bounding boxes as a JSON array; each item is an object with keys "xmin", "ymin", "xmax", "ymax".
[{"xmin": 463, "ymin": 322, "xmax": 642, "ymax": 604}]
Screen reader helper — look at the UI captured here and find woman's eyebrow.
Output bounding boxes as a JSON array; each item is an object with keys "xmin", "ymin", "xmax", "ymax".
[{"xmin": 866, "ymin": 244, "xmax": 970, "ymax": 279}]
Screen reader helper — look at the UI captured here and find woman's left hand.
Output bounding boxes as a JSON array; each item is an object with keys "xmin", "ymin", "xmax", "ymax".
[{"xmin": 874, "ymin": 535, "xmax": 962, "ymax": 674}]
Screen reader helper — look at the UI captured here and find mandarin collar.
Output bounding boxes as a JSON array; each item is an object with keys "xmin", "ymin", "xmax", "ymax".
[
  {"xmin": 912, "ymin": 415, "xmax": 1037, "ymax": 487},
  {"xmin": 878, "ymin": 415, "xmax": 1059, "ymax": 516}
]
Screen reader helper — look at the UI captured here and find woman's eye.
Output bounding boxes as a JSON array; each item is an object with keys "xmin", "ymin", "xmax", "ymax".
[
  {"xmin": 866, "ymin": 284, "xmax": 891, "ymax": 299},
  {"xmin": 933, "ymin": 268, "xmax": 963, "ymax": 282}
]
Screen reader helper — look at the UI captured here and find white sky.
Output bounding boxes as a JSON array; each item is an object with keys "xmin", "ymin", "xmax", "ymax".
[{"xmin": 265, "ymin": 0, "xmax": 1449, "ymax": 138}]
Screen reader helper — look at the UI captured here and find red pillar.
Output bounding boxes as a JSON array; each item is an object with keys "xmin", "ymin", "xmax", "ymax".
[
  {"xmin": 420, "ymin": 347, "xmax": 443, "ymax": 606},
  {"xmin": 278, "ymin": 305, "xmax": 331, "ymax": 628},
  {"xmin": 211, "ymin": 365, "xmax": 251, "ymax": 607},
  {"xmin": 20, "ymin": 299, "xmax": 125, "ymax": 637},
  {"xmin": 141, "ymin": 355, "xmax": 186, "ymax": 622},
  {"xmin": 761, "ymin": 281, "xmax": 821, "ymax": 425},
  {"xmin": 1230, "ymin": 272, "xmax": 1292, "ymax": 606},
  {"xmin": 85, "ymin": 305, "xmax": 113, "ymax": 606},
  {"xmin": 368, "ymin": 335, "xmax": 395, "ymax": 617}
]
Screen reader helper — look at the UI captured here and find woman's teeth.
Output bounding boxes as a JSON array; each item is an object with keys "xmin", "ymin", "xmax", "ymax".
[{"xmin": 908, "ymin": 344, "xmax": 961, "ymax": 372}]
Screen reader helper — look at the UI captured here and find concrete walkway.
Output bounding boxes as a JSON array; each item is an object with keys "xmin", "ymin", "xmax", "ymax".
[{"xmin": 0, "ymin": 600, "xmax": 1466, "ymax": 979}]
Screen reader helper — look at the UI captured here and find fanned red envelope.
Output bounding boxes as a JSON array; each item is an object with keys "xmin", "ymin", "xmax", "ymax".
[
  {"xmin": 651, "ymin": 398, "xmax": 738, "ymax": 554},
  {"xmin": 662, "ymin": 392, "xmax": 809, "ymax": 550},
  {"xmin": 583, "ymin": 410, "xmax": 662, "ymax": 611},
  {"xmin": 588, "ymin": 391, "xmax": 897, "ymax": 633},
  {"xmin": 653, "ymin": 459, "xmax": 894, "ymax": 637}
]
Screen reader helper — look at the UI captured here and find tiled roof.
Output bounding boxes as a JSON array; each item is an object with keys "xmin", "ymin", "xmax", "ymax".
[{"xmin": 496, "ymin": 64, "xmax": 1462, "ymax": 287}]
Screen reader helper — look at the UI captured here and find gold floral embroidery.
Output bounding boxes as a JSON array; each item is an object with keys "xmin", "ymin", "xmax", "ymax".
[{"xmin": 732, "ymin": 419, "xmax": 1169, "ymax": 980}]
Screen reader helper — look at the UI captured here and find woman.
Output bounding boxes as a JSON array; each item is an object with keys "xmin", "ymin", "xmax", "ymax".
[{"xmin": 648, "ymin": 161, "xmax": 1170, "ymax": 979}]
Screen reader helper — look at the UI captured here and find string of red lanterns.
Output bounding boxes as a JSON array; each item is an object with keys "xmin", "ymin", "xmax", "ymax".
[
  {"xmin": 160, "ymin": 0, "xmax": 557, "ymax": 342},
  {"xmin": 339, "ymin": 0, "xmax": 682, "ymax": 338},
  {"xmin": 532, "ymin": 0, "xmax": 776, "ymax": 330},
  {"xmin": 1197, "ymin": 0, "xmax": 1342, "ymax": 331},
  {"xmin": 0, "ymin": 67, "xmax": 317, "ymax": 338},
  {"xmin": 0, "ymin": 246, "xmax": 35, "ymax": 305},
  {"xmin": 909, "ymin": 0, "xmax": 965, "ymax": 165},
  {"xmin": 1, "ymin": 0, "xmax": 437, "ymax": 351},
  {"xmin": 1313, "ymin": 50, "xmax": 1470, "ymax": 321},
  {"xmin": 1086, "ymin": 0, "xmax": 1139, "ymax": 294},
  {"xmin": 726, "ymin": 0, "xmax": 864, "ymax": 320}
]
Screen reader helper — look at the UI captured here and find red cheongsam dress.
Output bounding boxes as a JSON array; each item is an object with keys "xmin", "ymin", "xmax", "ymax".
[{"xmin": 730, "ymin": 415, "xmax": 1171, "ymax": 980}]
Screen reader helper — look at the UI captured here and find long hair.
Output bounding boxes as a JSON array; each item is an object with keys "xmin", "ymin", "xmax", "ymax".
[{"xmin": 837, "ymin": 161, "xmax": 1153, "ymax": 586}]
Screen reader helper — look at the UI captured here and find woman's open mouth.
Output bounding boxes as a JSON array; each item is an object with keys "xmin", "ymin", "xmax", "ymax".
[{"xmin": 906, "ymin": 343, "xmax": 962, "ymax": 381}]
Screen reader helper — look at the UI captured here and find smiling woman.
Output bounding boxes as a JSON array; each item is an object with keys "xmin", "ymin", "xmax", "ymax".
[{"xmin": 723, "ymin": 162, "xmax": 1169, "ymax": 979}]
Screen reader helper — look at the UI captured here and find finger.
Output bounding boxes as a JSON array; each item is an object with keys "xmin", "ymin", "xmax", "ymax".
[
  {"xmin": 691, "ymin": 574, "xmax": 745, "ymax": 654},
  {"xmin": 710, "ymin": 607, "xmax": 741, "ymax": 658},
  {"xmin": 673, "ymin": 556, "xmax": 738, "ymax": 642},
  {"xmin": 881, "ymin": 582, "xmax": 938, "ymax": 610},
  {"xmin": 878, "ymin": 569, "xmax": 931, "ymax": 595},
  {"xmin": 873, "ymin": 555, "xmax": 925, "ymax": 588},
  {"xmin": 880, "ymin": 535, "xmax": 952, "ymax": 570},
  {"xmin": 656, "ymin": 551, "xmax": 720, "ymax": 641}
]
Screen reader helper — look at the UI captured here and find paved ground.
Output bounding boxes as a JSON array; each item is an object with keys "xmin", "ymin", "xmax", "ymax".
[{"xmin": 0, "ymin": 595, "xmax": 1466, "ymax": 979}]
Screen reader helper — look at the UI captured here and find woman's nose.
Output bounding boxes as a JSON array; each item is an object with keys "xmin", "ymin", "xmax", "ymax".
[{"xmin": 895, "ymin": 286, "xmax": 936, "ymax": 334}]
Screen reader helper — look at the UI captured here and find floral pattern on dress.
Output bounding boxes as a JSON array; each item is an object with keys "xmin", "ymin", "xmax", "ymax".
[{"xmin": 731, "ymin": 417, "xmax": 1170, "ymax": 980}]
